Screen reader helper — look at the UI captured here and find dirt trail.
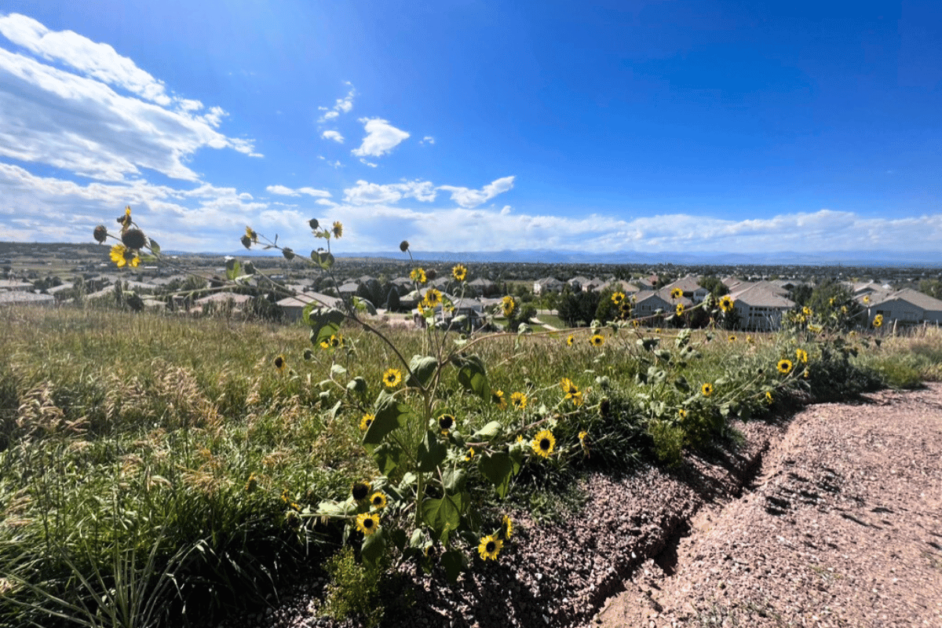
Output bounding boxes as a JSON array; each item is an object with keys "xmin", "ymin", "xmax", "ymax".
[{"xmin": 592, "ymin": 384, "xmax": 942, "ymax": 628}]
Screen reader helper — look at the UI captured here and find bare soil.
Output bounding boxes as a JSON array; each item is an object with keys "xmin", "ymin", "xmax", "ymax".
[{"xmin": 592, "ymin": 384, "xmax": 942, "ymax": 628}]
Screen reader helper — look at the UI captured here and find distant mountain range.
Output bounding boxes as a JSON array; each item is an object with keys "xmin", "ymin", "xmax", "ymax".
[{"xmin": 222, "ymin": 248, "xmax": 942, "ymax": 267}]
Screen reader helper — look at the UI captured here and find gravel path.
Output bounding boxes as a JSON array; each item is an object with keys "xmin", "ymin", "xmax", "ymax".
[{"xmin": 220, "ymin": 385, "xmax": 942, "ymax": 628}]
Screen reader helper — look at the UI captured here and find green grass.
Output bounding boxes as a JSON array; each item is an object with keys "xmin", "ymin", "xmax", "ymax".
[{"xmin": 0, "ymin": 306, "xmax": 903, "ymax": 627}]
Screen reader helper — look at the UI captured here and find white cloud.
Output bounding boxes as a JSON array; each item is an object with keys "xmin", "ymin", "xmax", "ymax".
[
  {"xmin": 318, "ymin": 156, "xmax": 343, "ymax": 169},
  {"xmin": 439, "ymin": 176, "xmax": 515, "ymax": 208},
  {"xmin": 351, "ymin": 118, "xmax": 410, "ymax": 158},
  {"xmin": 343, "ymin": 179, "xmax": 437, "ymax": 205},
  {"xmin": 420, "ymin": 136, "xmax": 435, "ymax": 145},
  {"xmin": 317, "ymin": 84, "xmax": 355, "ymax": 123},
  {"xmin": 0, "ymin": 17, "xmax": 260, "ymax": 182},
  {"xmin": 359, "ymin": 159, "xmax": 378, "ymax": 168},
  {"xmin": 266, "ymin": 185, "xmax": 331, "ymax": 198},
  {"xmin": 321, "ymin": 130, "xmax": 344, "ymax": 143}
]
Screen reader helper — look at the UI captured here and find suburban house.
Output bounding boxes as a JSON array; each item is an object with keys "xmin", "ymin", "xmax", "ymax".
[
  {"xmin": 467, "ymin": 278, "xmax": 497, "ymax": 296},
  {"xmin": 533, "ymin": 277, "xmax": 565, "ymax": 295},
  {"xmin": 277, "ymin": 292, "xmax": 342, "ymax": 322},
  {"xmin": 729, "ymin": 284, "xmax": 796, "ymax": 331},
  {"xmin": 867, "ymin": 288, "xmax": 942, "ymax": 326},
  {"xmin": 663, "ymin": 275, "xmax": 710, "ymax": 303},
  {"xmin": 633, "ymin": 290, "xmax": 672, "ymax": 318}
]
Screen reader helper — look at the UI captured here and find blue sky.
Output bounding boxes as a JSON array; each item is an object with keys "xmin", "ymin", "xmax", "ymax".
[{"xmin": 1, "ymin": 1, "xmax": 941, "ymax": 258}]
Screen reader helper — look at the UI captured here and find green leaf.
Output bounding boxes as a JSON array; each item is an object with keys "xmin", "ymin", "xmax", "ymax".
[
  {"xmin": 452, "ymin": 354, "xmax": 489, "ymax": 400},
  {"xmin": 479, "ymin": 451, "xmax": 515, "ymax": 498},
  {"xmin": 361, "ymin": 528, "xmax": 386, "ymax": 567},
  {"xmin": 363, "ymin": 391, "xmax": 412, "ymax": 449},
  {"xmin": 442, "ymin": 468, "xmax": 466, "ymax": 493},
  {"xmin": 472, "ymin": 421, "xmax": 502, "ymax": 441},
  {"xmin": 346, "ymin": 377, "xmax": 367, "ymax": 393},
  {"xmin": 421, "ymin": 493, "xmax": 463, "ymax": 543},
  {"xmin": 148, "ymin": 239, "xmax": 160, "ymax": 255},
  {"xmin": 417, "ymin": 430, "xmax": 446, "ymax": 472},
  {"xmin": 310, "ymin": 249, "xmax": 335, "ymax": 269},
  {"xmin": 372, "ymin": 443, "xmax": 402, "ymax": 475},
  {"xmin": 388, "ymin": 528, "xmax": 407, "ymax": 553},
  {"xmin": 407, "ymin": 355, "xmax": 439, "ymax": 389},
  {"xmin": 440, "ymin": 550, "xmax": 468, "ymax": 584},
  {"xmin": 225, "ymin": 258, "xmax": 241, "ymax": 281},
  {"xmin": 351, "ymin": 296, "xmax": 377, "ymax": 315},
  {"xmin": 304, "ymin": 304, "xmax": 345, "ymax": 332}
]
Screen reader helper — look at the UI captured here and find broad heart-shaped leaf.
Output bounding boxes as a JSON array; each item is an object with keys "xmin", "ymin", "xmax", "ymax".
[
  {"xmin": 417, "ymin": 430, "xmax": 447, "ymax": 473},
  {"xmin": 440, "ymin": 550, "xmax": 468, "ymax": 584},
  {"xmin": 148, "ymin": 239, "xmax": 160, "ymax": 255},
  {"xmin": 363, "ymin": 391, "xmax": 412, "ymax": 450},
  {"xmin": 472, "ymin": 421, "xmax": 502, "ymax": 441},
  {"xmin": 310, "ymin": 249, "xmax": 335, "ymax": 270},
  {"xmin": 407, "ymin": 355, "xmax": 439, "ymax": 389},
  {"xmin": 303, "ymin": 305, "xmax": 345, "ymax": 338},
  {"xmin": 442, "ymin": 468, "xmax": 466, "ymax": 493},
  {"xmin": 452, "ymin": 354, "xmax": 489, "ymax": 400},
  {"xmin": 225, "ymin": 258, "xmax": 241, "ymax": 281},
  {"xmin": 421, "ymin": 492, "xmax": 463, "ymax": 543},
  {"xmin": 361, "ymin": 528, "xmax": 386, "ymax": 567},
  {"xmin": 479, "ymin": 451, "xmax": 515, "ymax": 499},
  {"xmin": 346, "ymin": 376, "xmax": 367, "ymax": 393}
]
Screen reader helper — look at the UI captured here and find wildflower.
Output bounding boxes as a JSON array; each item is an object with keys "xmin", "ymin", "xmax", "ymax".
[
  {"xmin": 360, "ymin": 414, "xmax": 374, "ymax": 432},
  {"xmin": 719, "ymin": 295, "xmax": 734, "ymax": 313},
  {"xmin": 863, "ymin": 295, "xmax": 871, "ymax": 304},
  {"xmin": 566, "ymin": 334, "xmax": 575, "ymax": 347},
  {"xmin": 492, "ymin": 389, "xmax": 507, "ymax": 410},
  {"xmin": 383, "ymin": 368, "xmax": 402, "ymax": 388},
  {"xmin": 746, "ymin": 335, "xmax": 754, "ymax": 344},
  {"xmin": 796, "ymin": 348, "xmax": 808, "ymax": 363},
  {"xmin": 370, "ymin": 492, "xmax": 387, "ymax": 509},
  {"xmin": 510, "ymin": 392, "xmax": 527, "ymax": 410},
  {"xmin": 452, "ymin": 264, "xmax": 467, "ymax": 281},
  {"xmin": 332, "ymin": 221, "xmax": 343, "ymax": 238},
  {"xmin": 502, "ymin": 515, "xmax": 513, "ymax": 540},
  {"xmin": 438, "ymin": 414, "xmax": 455, "ymax": 434},
  {"xmin": 611, "ymin": 291, "xmax": 625, "ymax": 305},
  {"xmin": 351, "ymin": 481, "xmax": 371, "ymax": 501},
  {"xmin": 808, "ymin": 324, "xmax": 822, "ymax": 333},
  {"xmin": 873, "ymin": 314, "xmax": 883, "ymax": 328},
  {"xmin": 531, "ymin": 429, "xmax": 556, "ymax": 458},
  {"xmin": 678, "ymin": 408, "xmax": 687, "ymax": 419},
  {"xmin": 728, "ymin": 334, "xmax": 737, "ymax": 342},
  {"xmin": 464, "ymin": 447, "xmax": 475, "ymax": 462},
  {"xmin": 245, "ymin": 226, "xmax": 258, "ymax": 243},
  {"xmin": 777, "ymin": 359, "xmax": 793, "ymax": 375},
  {"xmin": 561, "ymin": 378, "xmax": 584, "ymax": 406},
  {"xmin": 501, "ymin": 296, "xmax": 515, "ymax": 317},
  {"xmin": 330, "ymin": 334, "xmax": 343, "ymax": 348},
  {"xmin": 423, "ymin": 288, "xmax": 443, "ymax": 308},
  {"xmin": 654, "ymin": 328, "xmax": 661, "ymax": 333},
  {"xmin": 579, "ymin": 430, "xmax": 587, "ymax": 441},
  {"xmin": 671, "ymin": 288, "xmax": 683, "ymax": 300},
  {"xmin": 93, "ymin": 225, "xmax": 108, "ymax": 244},
  {"xmin": 676, "ymin": 303, "xmax": 685, "ymax": 316},
  {"xmin": 802, "ymin": 306, "xmax": 812, "ymax": 317},
  {"xmin": 701, "ymin": 383, "xmax": 714, "ymax": 397},
  {"xmin": 410, "ymin": 267, "xmax": 427, "ymax": 284},
  {"xmin": 274, "ymin": 355, "xmax": 286, "ymax": 373},
  {"xmin": 356, "ymin": 512, "xmax": 380, "ymax": 536},
  {"xmin": 478, "ymin": 534, "xmax": 503, "ymax": 561},
  {"xmin": 590, "ymin": 334, "xmax": 605, "ymax": 347},
  {"xmin": 109, "ymin": 243, "xmax": 140, "ymax": 268},
  {"xmin": 118, "ymin": 205, "xmax": 132, "ymax": 229},
  {"xmin": 632, "ymin": 319, "xmax": 640, "ymax": 328},
  {"xmin": 766, "ymin": 391, "xmax": 773, "ymax": 404}
]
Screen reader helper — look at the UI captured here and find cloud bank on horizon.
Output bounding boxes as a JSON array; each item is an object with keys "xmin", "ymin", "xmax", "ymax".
[{"xmin": 0, "ymin": 11, "xmax": 940, "ymax": 260}]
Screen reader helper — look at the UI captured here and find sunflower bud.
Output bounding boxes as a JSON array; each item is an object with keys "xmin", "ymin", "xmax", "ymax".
[
  {"xmin": 308, "ymin": 218, "xmax": 319, "ymax": 230},
  {"xmin": 282, "ymin": 247, "xmax": 295, "ymax": 261},
  {"xmin": 399, "ymin": 240, "xmax": 410, "ymax": 252},
  {"xmin": 241, "ymin": 235, "xmax": 252, "ymax": 249},
  {"xmin": 93, "ymin": 225, "xmax": 108, "ymax": 244},
  {"xmin": 351, "ymin": 481, "xmax": 370, "ymax": 501},
  {"xmin": 426, "ymin": 269, "xmax": 437, "ymax": 281},
  {"xmin": 121, "ymin": 228, "xmax": 147, "ymax": 250}
]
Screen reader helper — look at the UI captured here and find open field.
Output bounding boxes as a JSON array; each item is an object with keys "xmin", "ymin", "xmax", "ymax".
[{"xmin": 0, "ymin": 305, "xmax": 938, "ymax": 627}]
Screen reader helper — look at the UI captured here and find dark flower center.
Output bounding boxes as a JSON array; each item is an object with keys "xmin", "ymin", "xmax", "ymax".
[
  {"xmin": 352, "ymin": 483, "xmax": 369, "ymax": 500},
  {"xmin": 439, "ymin": 416, "xmax": 454, "ymax": 430},
  {"xmin": 540, "ymin": 438, "xmax": 551, "ymax": 451},
  {"xmin": 486, "ymin": 541, "xmax": 496, "ymax": 553},
  {"xmin": 363, "ymin": 518, "xmax": 374, "ymax": 529}
]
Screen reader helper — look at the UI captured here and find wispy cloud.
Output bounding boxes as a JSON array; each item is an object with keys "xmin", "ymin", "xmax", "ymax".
[
  {"xmin": 317, "ymin": 83, "xmax": 355, "ymax": 123},
  {"xmin": 420, "ymin": 136, "xmax": 435, "ymax": 145},
  {"xmin": 0, "ymin": 14, "xmax": 260, "ymax": 183},
  {"xmin": 266, "ymin": 185, "xmax": 331, "ymax": 198},
  {"xmin": 439, "ymin": 176, "xmax": 515, "ymax": 208},
  {"xmin": 321, "ymin": 130, "xmax": 344, "ymax": 143},
  {"xmin": 351, "ymin": 118, "xmax": 410, "ymax": 159},
  {"xmin": 343, "ymin": 180, "xmax": 437, "ymax": 205}
]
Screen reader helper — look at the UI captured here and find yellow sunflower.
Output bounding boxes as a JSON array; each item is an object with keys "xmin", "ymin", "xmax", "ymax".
[
  {"xmin": 410, "ymin": 267, "xmax": 427, "ymax": 284},
  {"xmin": 510, "ymin": 392, "xmax": 527, "ymax": 410},
  {"xmin": 766, "ymin": 391, "xmax": 773, "ymax": 404},
  {"xmin": 502, "ymin": 515, "xmax": 513, "ymax": 540},
  {"xmin": 438, "ymin": 414, "xmax": 455, "ymax": 434},
  {"xmin": 273, "ymin": 355, "xmax": 286, "ymax": 373},
  {"xmin": 777, "ymin": 359, "xmax": 793, "ymax": 375},
  {"xmin": 478, "ymin": 534, "xmax": 503, "ymax": 561},
  {"xmin": 611, "ymin": 291, "xmax": 625, "ymax": 305},
  {"xmin": 492, "ymin": 389, "xmax": 507, "ymax": 410},
  {"xmin": 796, "ymin": 348, "xmax": 808, "ymax": 363},
  {"xmin": 423, "ymin": 288, "xmax": 443, "ymax": 308},
  {"xmin": 531, "ymin": 429, "xmax": 556, "ymax": 458},
  {"xmin": 718, "ymin": 295, "xmax": 734, "ymax": 313},
  {"xmin": 728, "ymin": 334, "xmax": 737, "ymax": 342},
  {"xmin": 370, "ymin": 492, "xmax": 387, "ymax": 509},
  {"xmin": 873, "ymin": 314, "xmax": 883, "ymax": 328},
  {"xmin": 501, "ymin": 296, "xmax": 515, "ymax": 317},
  {"xmin": 355, "ymin": 512, "xmax": 380, "ymax": 536},
  {"xmin": 676, "ymin": 303, "xmax": 685, "ymax": 316},
  {"xmin": 332, "ymin": 221, "xmax": 343, "ymax": 238},
  {"xmin": 671, "ymin": 288, "xmax": 683, "ymax": 300},
  {"xmin": 359, "ymin": 414, "xmax": 375, "ymax": 432},
  {"xmin": 566, "ymin": 334, "xmax": 575, "ymax": 347},
  {"xmin": 678, "ymin": 408, "xmax": 687, "ymax": 419},
  {"xmin": 452, "ymin": 264, "xmax": 467, "ymax": 281},
  {"xmin": 590, "ymin": 334, "xmax": 605, "ymax": 347},
  {"xmin": 701, "ymin": 383, "xmax": 714, "ymax": 397},
  {"xmin": 383, "ymin": 368, "xmax": 402, "ymax": 388}
]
